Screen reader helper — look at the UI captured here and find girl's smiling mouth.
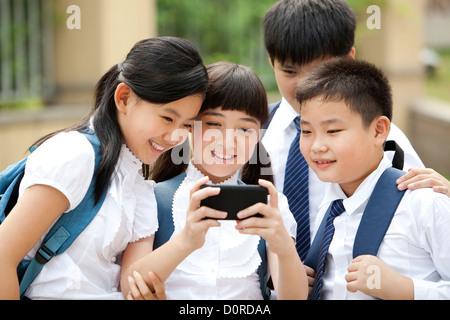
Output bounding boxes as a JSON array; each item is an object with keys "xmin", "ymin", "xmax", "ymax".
[
  {"xmin": 211, "ymin": 149, "xmax": 236, "ymax": 163},
  {"xmin": 150, "ymin": 140, "xmax": 166, "ymax": 152}
]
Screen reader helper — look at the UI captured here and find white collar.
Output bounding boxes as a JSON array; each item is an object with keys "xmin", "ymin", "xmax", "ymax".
[
  {"xmin": 271, "ymin": 98, "xmax": 300, "ymax": 131},
  {"xmin": 321, "ymin": 156, "xmax": 393, "ymax": 216},
  {"xmin": 186, "ymin": 161, "xmax": 240, "ymax": 186}
]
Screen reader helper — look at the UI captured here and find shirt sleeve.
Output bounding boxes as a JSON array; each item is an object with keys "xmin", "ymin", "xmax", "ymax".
[
  {"xmin": 19, "ymin": 131, "xmax": 96, "ymax": 212},
  {"xmin": 277, "ymin": 192, "xmax": 297, "ymax": 240},
  {"xmin": 413, "ymin": 195, "xmax": 450, "ymax": 299}
]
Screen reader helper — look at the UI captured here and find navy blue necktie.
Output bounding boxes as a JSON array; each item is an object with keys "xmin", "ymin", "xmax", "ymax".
[
  {"xmin": 310, "ymin": 199, "xmax": 345, "ymax": 300},
  {"xmin": 283, "ymin": 116, "xmax": 310, "ymax": 261}
]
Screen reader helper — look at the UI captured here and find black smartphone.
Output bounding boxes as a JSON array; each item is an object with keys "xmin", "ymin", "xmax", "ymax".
[{"xmin": 200, "ymin": 184, "xmax": 268, "ymax": 220}]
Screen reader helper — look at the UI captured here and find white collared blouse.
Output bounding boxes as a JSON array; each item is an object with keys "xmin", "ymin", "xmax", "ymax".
[
  {"xmin": 18, "ymin": 130, "xmax": 158, "ymax": 299},
  {"xmin": 164, "ymin": 162, "xmax": 297, "ymax": 300}
]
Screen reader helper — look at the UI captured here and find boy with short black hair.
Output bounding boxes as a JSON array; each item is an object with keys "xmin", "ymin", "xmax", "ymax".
[
  {"xmin": 261, "ymin": 0, "xmax": 425, "ymax": 261},
  {"xmin": 297, "ymin": 57, "xmax": 450, "ymax": 300}
]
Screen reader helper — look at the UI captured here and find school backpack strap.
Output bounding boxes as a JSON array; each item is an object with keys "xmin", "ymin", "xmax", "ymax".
[
  {"xmin": 0, "ymin": 159, "xmax": 28, "ymax": 222},
  {"xmin": 153, "ymin": 173, "xmax": 187, "ymax": 250},
  {"xmin": 18, "ymin": 130, "xmax": 106, "ymax": 298},
  {"xmin": 263, "ymin": 102, "xmax": 281, "ymax": 131},
  {"xmin": 257, "ymin": 236, "xmax": 271, "ymax": 300},
  {"xmin": 352, "ymin": 167, "xmax": 406, "ymax": 258},
  {"xmin": 304, "ymin": 167, "xmax": 407, "ymax": 270},
  {"xmin": 384, "ymin": 140, "xmax": 404, "ymax": 170}
]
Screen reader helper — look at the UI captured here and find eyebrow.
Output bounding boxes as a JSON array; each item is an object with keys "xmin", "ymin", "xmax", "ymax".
[
  {"xmin": 202, "ymin": 111, "xmax": 259, "ymax": 125},
  {"xmin": 280, "ymin": 62, "xmax": 295, "ymax": 69},
  {"xmin": 166, "ymin": 108, "xmax": 197, "ymax": 121},
  {"xmin": 300, "ymin": 118, "xmax": 344, "ymax": 126}
]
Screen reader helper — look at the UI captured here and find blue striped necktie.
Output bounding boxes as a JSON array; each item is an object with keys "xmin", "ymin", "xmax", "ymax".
[
  {"xmin": 310, "ymin": 199, "xmax": 345, "ymax": 300},
  {"xmin": 283, "ymin": 116, "xmax": 310, "ymax": 260}
]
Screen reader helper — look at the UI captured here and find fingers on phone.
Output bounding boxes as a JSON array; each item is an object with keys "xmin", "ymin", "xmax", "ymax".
[
  {"xmin": 258, "ymin": 179, "xmax": 278, "ymax": 208},
  {"xmin": 197, "ymin": 206, "xmax": 227, "ymax": 220}
]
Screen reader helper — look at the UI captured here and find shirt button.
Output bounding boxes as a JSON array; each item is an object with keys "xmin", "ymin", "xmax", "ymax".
[
  {"xmin": 111, "ymin": 257, "xmax": 116, "ymax": 262},
  {"xmin": 111, "ymin": 287, "xmax": 117, "ymax": 292}
]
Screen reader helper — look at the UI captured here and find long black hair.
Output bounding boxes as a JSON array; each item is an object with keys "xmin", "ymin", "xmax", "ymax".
[
  {"xmin": 32, "ymin": 37, "xmax": 208, "ymax": 203},
  {"xmin": 151, "ymin": 62, "xmax": 273, "ymax": 184}
]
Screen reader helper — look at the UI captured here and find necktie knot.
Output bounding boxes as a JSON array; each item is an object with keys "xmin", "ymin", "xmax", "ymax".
[{"xmin": 329, "ymin": 199, "xmax": 345, "ymax": 219}]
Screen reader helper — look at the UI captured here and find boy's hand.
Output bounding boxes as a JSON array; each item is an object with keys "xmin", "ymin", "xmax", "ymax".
[
  {"xmin": 397, "ymin": 167, "xmax": 450, "ymax": 197},
  {"xmin": 127, "ymin": 271, "xmax": 166, "ymax": 300},
  {"xmin": 304, "ymin": 265, "xmax": 316, "ymax": 299},
  {"xmin": 345, "ymin": 255, "xmax": 413, "ymax": 300}
]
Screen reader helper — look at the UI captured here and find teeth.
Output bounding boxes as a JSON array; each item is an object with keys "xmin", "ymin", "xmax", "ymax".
[
  {"xmin": 212, "ymin": 150, "xmax": 234, "ymax": 160},
  {"xmin": 151, "ymin": 141, "xmax": 164, "ymax": 151}
]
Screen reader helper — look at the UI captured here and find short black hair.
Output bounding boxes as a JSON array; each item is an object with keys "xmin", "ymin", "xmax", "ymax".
[
  {"xmin": 201, "ymin": 62, "xmax": 269, "ymax": 126},
  {"xmin": 264, "ymin": 0, "xmax": 356, "ymax": 66},
  {"xmin": 296, "ymin": 58, "xmax": 393, "ymax": 127}
]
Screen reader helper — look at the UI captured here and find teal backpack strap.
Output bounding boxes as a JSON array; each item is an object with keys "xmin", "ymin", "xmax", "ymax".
[
  {"xmin": 153, "ymin": 173, "xmax": 187, "ymax": 250},
  {"xmin": 352, "ymin": 167, "xmax": 406, "ymax": 258},
  {"xmin": 257, "ymin": 237, "xmax": 270, "ymax": 300},
  {"xmin": 19, "ymin": 130, "xmax": 106, "ymax": 298}
]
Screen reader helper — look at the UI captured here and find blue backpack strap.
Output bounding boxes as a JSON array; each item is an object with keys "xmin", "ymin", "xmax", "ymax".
[
  {"xmin": 384, "ymin": 140, "xmax": 404, "ymax": 170},
  {"xmin": 304, "ymin": 167, "xmax": 407, "ymax": 270},
  {"xmin": 0, "ymin": 159, "xmax": 28, "ymax": 222},
  {"xmin": 352, "ymin": 167, "xmax": 406, "ymax": 258},
  {"xmin": 153, "ymin": 173, "xmax": 187, "ymax": 250},
  {"xmin": 257, "ymin": 237, "xmax": 271, "ymax": 300},
  {"xmin": 19, "ymin": 130, "xmax": 106, "ymax": 298},
  {"xmin": 263, "ymin": 102, "xmax": 281, "ymax": 131}
]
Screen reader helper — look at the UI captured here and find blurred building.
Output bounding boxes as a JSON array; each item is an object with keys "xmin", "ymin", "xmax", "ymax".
[{"xmin": 0, "ymin": 0, "xmax": 156, "ymax": 170}]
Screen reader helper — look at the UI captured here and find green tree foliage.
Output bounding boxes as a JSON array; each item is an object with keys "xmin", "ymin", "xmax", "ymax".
[
  {"xmin": 157, "ymin": 0, "xmax": 277, "ymax": 88},
  {"xmin": 157, "ymin": 0, "xmax": 386, "ymax": 91}
]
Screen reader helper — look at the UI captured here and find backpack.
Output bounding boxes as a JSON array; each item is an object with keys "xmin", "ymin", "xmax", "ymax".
[
  {"xmin": 153, "ymin": 173, "xmax": 271, "ymax": 300},
  {"xmin": 0, "ymin": 130, "xmax": 107, "ymax": 299},
  {"xmin": 303, "ymin": 166, "xmax": 407, "ymax": 270}
]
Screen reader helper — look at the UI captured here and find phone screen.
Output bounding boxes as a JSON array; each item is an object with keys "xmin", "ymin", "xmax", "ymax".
[{"xmin": 200, "ymin": 184, "xmax": 268, "ymax": 220}]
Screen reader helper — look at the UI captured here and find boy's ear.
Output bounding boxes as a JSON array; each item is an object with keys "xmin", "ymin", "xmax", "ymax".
[
  {"xmin": 373, "ymin": 116, "xmax": 391, "ymax": 146},
  {"xmin": 348, "ymin": 47, "xmax": 356, "ymax": 60},
  {"xmin": 115, "ymin": 82, "xmax": 132, "ymax": 115}
]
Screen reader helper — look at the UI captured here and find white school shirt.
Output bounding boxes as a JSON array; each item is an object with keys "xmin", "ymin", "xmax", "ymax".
[
  {"xmin": 316, "ymin": 156, "xmax": 450, "ymax": 300},
  {"xmin": 261, "ymin": 98, "xmax": 425, "ymax": 238},
  {"xmin": 164, "ymin": 162, "xmax": 297, "ymax": 300},
  {"xmin": 18, "ymin": 131, "xmax": 158, "ymax": 299}
]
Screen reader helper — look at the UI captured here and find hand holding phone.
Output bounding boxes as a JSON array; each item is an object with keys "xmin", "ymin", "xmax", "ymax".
[{"xmin": 200, "ymin": 184, "xmax": 268, "ymax": 220}]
